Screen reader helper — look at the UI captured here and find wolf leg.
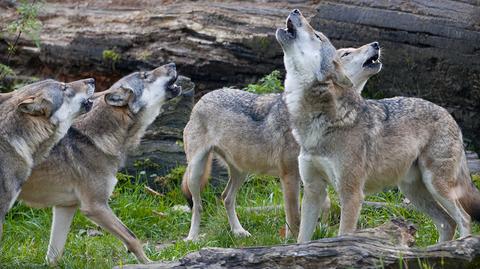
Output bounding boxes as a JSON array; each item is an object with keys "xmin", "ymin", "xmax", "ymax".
[
  {"xmin": 399, "ymin": 167, "xmax": 456, "ymax": 242},
  {"xmin": 297, "ymin": 154, "xmax": 328, "ymax": 243},
  {"xmin": 319, "ymin": 194, "xmax": 331, "ymax": 223},
  {"xmin": 337, "ymin": 175, "xmax": 364, "ymax": 236},
  {"xmin": 420, "ymin": 160, "xmax": 471, "ymax": 237},
  {"xmin": 81, "ymin": 203, "xmax": 151, "ymax": 264},
  {"xmin": 280, "ymin": 172, "xmax": 301, "ymax": 238},
  {"xmin": 185, "ymin": 150, "xmax": 211, "ymax": 241},
  {"xmin": 46, "ymin": 205, "xmax": 77, "ymax": 265},
  {"xmin": 400, "ymin": 182, "xmax": 456, "ymax": 241},
  {"xmin": 0, "ymin": 180, "xmax": 21, "ymax": 242},
  {"xmin": 221, "ymin": 165, "xmax": 250, "ymax": 237}
]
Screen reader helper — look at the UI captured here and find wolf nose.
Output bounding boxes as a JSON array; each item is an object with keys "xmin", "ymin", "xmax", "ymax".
[
  {"xmin": 371, "ymin": 42, "xmax": 380, "ymax": 50},
  {"xmin": 86, "ymin": 78, "xmax": 95, "ymax": 86},
  {"xmin": 292, "ymin": 9, "xmax": 300, "ymax": 15},
  {"xmin": 83, "ymin": 78, "xmax": 95, "ymax": 95},
  {"xmin": 165, "ymin": 62, "xmax": 176, "ymax": 71}
]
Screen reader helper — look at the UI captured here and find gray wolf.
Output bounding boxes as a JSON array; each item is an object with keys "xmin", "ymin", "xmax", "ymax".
[
  {"xmin": 17, "ymin": 63, "xmax": 181, "ymax": 265},
  {"xmin": 0, "ymin": 91, "xmax": 16, "ymax": 103},
  {"xmin": 181, "ymin": 42, "xmax": 382, "ymax": 240},
  {"xmin": 276, "ymin": 9, "xmax": 479, "ymax": 243},
  {"xmin": 0, "ymin": 78, "xmax": 94, "ymax": 241}
]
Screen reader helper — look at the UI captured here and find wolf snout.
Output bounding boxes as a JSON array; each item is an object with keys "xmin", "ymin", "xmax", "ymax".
[
  {"xmin": 371, "ymin": 42, "xmax": 380, "ymax": 50},
  {"xmin": 76, "ymin": 78, "xmax": 95, "ymax": 87},
  {"xmin": 291, "ymin": 9, "xmax": 301, "ymax": 15},
  {"xmin": 68, "ymin": 78, "xmax": 96, "ymax": 96},
  {"xmin": 287, "ymin": 9, "xmax": 302, "ymax": 29},
  {"xmin": 85, "ymin": 78, "xmax": 95, "ymax": 96},
  {"xmin": 165, "ymin": 62, "xmax": 176, "ymax": 72},
  {"xmin": 165, "ymin": 63, "xmax": 177, "ymax": 78},
  {"xmin": 85, "ymin": 78, "xmax": 95, "ymax": 86},
  {"xmin": 153, "ymin": 63, "xmax": 177, "ymax": 79}
]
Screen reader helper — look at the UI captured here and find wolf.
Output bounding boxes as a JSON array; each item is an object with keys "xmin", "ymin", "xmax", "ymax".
[
  {"xmin": 276, "ymin": 9, "xmax": 479, "ymax": 243},
  {"xmin": 17, "ymin": 63, "xmax": 181, "ymax": 265},
  {"xmin": 0, "ymin": 91, "xmax": 16, "ymax": 103},
  {"xmin": 0, "ymin": 78, "xmax": 94, "ymax": 241},
  {"xmin": 181, "ymin": 41, "xmax": 382, "ymax": 240}
]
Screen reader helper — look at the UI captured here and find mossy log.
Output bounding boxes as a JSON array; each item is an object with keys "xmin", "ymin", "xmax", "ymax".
[{"xmin": 115, "ymin": 219, "xmax": 480, "ymax": 269}]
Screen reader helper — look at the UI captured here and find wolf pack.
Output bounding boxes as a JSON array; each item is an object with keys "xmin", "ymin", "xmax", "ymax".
[{"xmin": 1, "ymin": 9, "xmax": 478, "ymax": 265}]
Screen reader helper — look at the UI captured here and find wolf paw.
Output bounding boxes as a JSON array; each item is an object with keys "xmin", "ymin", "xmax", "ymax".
[
  {"xmin": 184, "ymin": 233, "xmax": 205, "ymax": 242},
  {"xmin": 233, "ymin": 229, "xmax": 252, "ymax": 237},
  {"xmin": 184, "ymin": 235, "xmax": 199, "ymax": 242}
]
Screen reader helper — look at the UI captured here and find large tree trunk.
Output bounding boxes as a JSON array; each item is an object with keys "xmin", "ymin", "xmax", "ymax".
[
  {"xmin": 114, "ymin": 219, "xmax": 480, "ymax": 269},
  {"xmin": 1, "ymin": 0, "xmax": 479, "ymax": 163}
]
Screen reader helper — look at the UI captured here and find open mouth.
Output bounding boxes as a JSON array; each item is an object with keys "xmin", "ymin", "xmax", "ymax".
[
  {"xmin": 167, "ymin": 76, "xmax": 182, "ymax": 97},
  {"xmin": 82, "ymin": 98, "xmax": 93, "ymax": 112},
  {"xmin": 363, "ymin": 53, "xmax": 381, "ymax": 68},
  {"xmin": 167, "ymin": 84, "xmax": 182, "ymax": 97},
  {"xmin": 285, "ymin": 17, "xmax": 296, "ymax": 38}
]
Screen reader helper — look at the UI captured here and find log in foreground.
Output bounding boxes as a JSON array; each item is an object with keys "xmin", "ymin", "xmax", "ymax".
[{"xmin": 115, "ymin": 219, "xmax": 480, "ymax": 269}]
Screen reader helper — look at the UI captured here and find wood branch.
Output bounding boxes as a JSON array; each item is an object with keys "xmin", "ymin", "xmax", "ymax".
[
  {"xmin": 116, "ymin": 219, "xmax": 480, "ymax": 269},
  {"xmin": 144, "ymin": 186, "xmax": 162, "ymax": 197}
]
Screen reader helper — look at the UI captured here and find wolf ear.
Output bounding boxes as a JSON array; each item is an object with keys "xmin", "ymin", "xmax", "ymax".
[
  {"xmin": 104, "ymin": 87, "xmax": 133, "ymax": 107},
  {"xmin": 105, "ymin": 86, "xmax": 143, "ymax": 113},
  {"xmin": 18, "ymin": 97, "xmax": 53, "ymax": 117},
  {"xmin": 330, "ymin": 60, "xmax": 353, "ymax": 89}
]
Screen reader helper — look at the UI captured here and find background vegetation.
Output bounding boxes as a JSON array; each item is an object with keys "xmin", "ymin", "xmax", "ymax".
[{"xmin": 0, "ymin": 0, "xmax": 42, "ymax": 88}]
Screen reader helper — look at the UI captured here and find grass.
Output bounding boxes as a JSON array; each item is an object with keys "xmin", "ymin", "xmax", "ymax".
[{"xmin": 2, "ymin": 169, "xmax": 480, "ymax": 268}]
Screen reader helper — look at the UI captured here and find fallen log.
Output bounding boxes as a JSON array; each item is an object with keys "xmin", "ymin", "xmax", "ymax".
[
  {"xmin": 115, "ymin": 219, "xmax": 480, "ymax": 269},
  {"xmin": 1, "ymin": 0, "xmax": 479, "ymax": 150}
]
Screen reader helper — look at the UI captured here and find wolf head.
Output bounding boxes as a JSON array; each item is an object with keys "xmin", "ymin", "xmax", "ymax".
[
  {"xmin": 17, "ymin": 78, "xmax": 95, "ymax": 125},
  {"xmin": 337, "ymin": 42, "xmax": 382, "ymax": 94},
  {"xmin": 276, "ymin": 9, "xmax": 352, "ymax": 90},
  {"xmin": 103, "ymin": 63, "xmax": 181, "ymax": 114}
]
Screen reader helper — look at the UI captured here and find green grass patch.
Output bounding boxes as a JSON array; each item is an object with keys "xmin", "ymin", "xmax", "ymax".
[{"xmin": 2, "ymin": 167, "xmax": 480, "ymax": 268}]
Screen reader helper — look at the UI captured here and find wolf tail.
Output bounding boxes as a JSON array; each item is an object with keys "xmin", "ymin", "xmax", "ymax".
[
  {"xmin": 181, "ymin": 150, "xmax": 213, "ymax": 209},
  {"xmin": 458, "ymin": 156, "xmax": 480, "ymax": 222}
]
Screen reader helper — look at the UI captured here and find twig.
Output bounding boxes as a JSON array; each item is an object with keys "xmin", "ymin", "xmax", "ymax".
[
  {"xmin": 144, "ymin": 186, "xmax": 163, "ymax": 197},
  {"xmin": 152, "ymin": 210, "xmax": 167, "ymax": 218}
]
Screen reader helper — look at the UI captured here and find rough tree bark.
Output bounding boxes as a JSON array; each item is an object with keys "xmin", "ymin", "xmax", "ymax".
[
  {"xmin": 114, "ymin": 219, "xmax": 480, "ymax": 269},
  {"xmin": 1, "ymin": 0, "xmax": 479, "ymax": 160}
]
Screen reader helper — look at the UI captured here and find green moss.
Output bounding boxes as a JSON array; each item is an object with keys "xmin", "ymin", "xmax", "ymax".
[
  {"xmin": 102, "ymin": 49, "xmax": 121, "ymax": 62},
  {"xmin": 245, "ymin": 70, "xmax": 284, "ymax": 94},
  {"xmin": 102, "ymin": 49, "xmax": 121, "ymax": 70}
]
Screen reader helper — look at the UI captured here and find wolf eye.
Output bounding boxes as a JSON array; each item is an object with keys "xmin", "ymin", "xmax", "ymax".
[
  {"xmin": 62, "ymin": 84, "xmax": 68, "ymax": 91},
  {"xmin": 341, "ymin": 52, "xmax": 351, "ymax": 57},
  {"xmin": 141, "ymin": 72, "xmax": 148, "ymax": 79},
  {"xmin": 314, "ymin": 33, "xmax": 321, "ymax": 40}
]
